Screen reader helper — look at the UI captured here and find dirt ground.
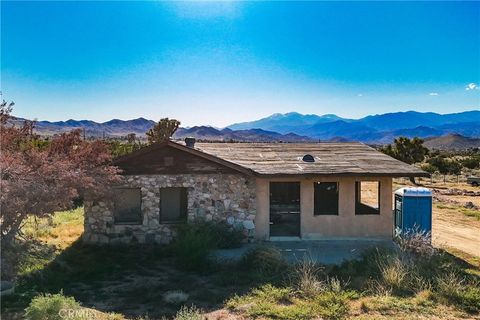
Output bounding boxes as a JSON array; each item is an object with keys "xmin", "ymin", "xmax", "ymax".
[{"xmin": 394, "ymin": 178, "xmax": 480, "ymax": 260}]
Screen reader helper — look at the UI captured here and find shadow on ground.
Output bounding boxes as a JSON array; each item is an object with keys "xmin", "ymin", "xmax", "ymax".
[{"xmin": 2, "ymin": 239, "xmax": 273, "ymax": 319}]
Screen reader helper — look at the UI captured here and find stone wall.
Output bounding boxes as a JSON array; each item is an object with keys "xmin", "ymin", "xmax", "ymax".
[{"xmin": 83, "ymin": 174, "xmax": 256, "ymax": 244}]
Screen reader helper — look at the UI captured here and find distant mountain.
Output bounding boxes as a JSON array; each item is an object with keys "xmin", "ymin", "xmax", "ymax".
[
  {"xmin": 27, "ymin": 117, "xmax": 156, "ymax": 137},
  {"xmin": 12, "ymin": 109, "xmax": 480, "ymax": 144},
  {"xmin": 424, "ymin": 134, "xmax": 480, "ymax": 150},
  {"xmin": 358, "ymin": 110, "xmax": 480, "ymax": 131},
  {"xmin": 174, "ymin": 126, "xmax": 314, "ymax": 142},
  {"xmin": 228, "ymin": 112, "xmax": 346, "ymax": 133},
  {"xmin": 226, "ymin": 110, "xmax": 480, "ymax": 143}
]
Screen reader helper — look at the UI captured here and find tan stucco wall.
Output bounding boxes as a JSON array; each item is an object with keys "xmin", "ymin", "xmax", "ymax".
[{"xmin": 254, "ymin": 176, "xmax": 393, "ymax": 240}]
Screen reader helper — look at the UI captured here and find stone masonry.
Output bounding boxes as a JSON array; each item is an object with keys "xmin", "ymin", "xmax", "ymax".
[{"xmin": 83, "ymin": 174, "xmax": 256, "ymax": 244}]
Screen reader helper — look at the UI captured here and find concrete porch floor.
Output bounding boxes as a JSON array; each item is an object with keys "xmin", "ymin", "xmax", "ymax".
[{"xmin": 214, "ymin": 239, "xmax": 395, "ymax": 265}]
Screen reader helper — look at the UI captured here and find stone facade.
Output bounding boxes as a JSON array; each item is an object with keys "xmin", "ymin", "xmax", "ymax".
[{"xmin": 83, "ymin": 173, "xmax": 256, "ymax": 244}]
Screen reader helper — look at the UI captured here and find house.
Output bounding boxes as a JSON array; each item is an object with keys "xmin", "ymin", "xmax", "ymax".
[{"xmin": 83, "ymin": 138, "xmax": 428, "ymax": 244}]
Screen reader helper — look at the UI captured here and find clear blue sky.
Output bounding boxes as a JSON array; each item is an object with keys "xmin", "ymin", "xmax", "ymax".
[{"xmin": 2, "ymin": 1, "xmax": 479, "ymax": 127}]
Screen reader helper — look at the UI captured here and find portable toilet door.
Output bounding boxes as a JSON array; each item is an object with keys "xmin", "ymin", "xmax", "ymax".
[
  {"xmin": 394, "ymin": 187, "xmax": 432, "ymax": 236},
  {"xmin": 394, "ymin": 193, "xmax": 403, "ymax": 234}
]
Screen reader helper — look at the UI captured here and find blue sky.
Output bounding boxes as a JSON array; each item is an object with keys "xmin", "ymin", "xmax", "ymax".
[{"xmin": 2, "ymin": 1, "xmax": 479, "ymax": 127}]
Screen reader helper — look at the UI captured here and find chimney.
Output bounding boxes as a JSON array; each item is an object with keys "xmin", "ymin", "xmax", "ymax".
[{"xmin": 185, "ymin": 137, "xmax": 196, "ymax": 148}]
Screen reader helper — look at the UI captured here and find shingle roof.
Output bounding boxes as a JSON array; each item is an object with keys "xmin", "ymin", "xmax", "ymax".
[{"xmin": 194, "ymin": 142, "xmax": 428, "ymax": 177}]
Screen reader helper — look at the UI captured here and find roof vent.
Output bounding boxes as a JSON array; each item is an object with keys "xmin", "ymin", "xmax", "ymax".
[
  {"xmin": 185, "ymin": 137, "xmax": 196, "ymax": 148},
  {"xmin": 302, "ymin": 154, "xmax": 315, "ymax": 163}
]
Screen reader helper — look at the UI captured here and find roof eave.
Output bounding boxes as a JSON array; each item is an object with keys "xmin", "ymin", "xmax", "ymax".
[{"xmin": 253, "ymin": 172, "xmax": 431, "ymax": 178}]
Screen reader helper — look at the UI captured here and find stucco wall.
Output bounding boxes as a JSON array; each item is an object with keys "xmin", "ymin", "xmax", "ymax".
[
  {"xmin": 254, "ymin": 176, "xmax": 393, "ymax": 240},
  {"xmin": 83, "ymin": 174, "xmax": 256, "ymax": 244}
]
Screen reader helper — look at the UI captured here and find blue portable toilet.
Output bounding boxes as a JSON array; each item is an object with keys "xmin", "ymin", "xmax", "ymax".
[{"xmin": 394, "ymin": 187, "xmax": 432, "ymax": 236}]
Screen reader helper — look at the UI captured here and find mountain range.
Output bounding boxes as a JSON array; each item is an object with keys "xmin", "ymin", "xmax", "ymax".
[
  {"xmin": 227, "ymin": 111, "xmax": 480, "ymax": 143},
  {"xmin": 13, "ymin": 110, "xmax": 480, "ymax": 146}
]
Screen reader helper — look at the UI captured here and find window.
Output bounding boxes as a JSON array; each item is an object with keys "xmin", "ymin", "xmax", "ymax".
[
  {"xmin": 113, "ymin": 188, "xmax": 142, "ymax": 224},
  {"xmin": 160, "ymin": 187, "xmax": 188, "ymax": 223},
  {"xmin": 314, "ymin": 182, "xmax": 339, "ymax": 215},
  {"xmin": 355, "ymin": 181, "xmax": 380, "ymax": 215}
]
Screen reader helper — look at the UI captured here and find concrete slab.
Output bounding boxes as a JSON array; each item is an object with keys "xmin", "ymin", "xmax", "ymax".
[{"xmin": 214, "ymin": 240, "xmax": 395, "ymax": 265}]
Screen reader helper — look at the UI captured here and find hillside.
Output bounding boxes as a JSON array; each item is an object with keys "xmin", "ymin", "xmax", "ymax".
[
  {"xmin": 11, "ymin": 109, "xmax": 480, "ymax": 144},
  {"xmin": 424, "ymin": 134, "xmax": 480, "ymax": 150},
  {"xmin": 174, "ymin": 126, "xmax": 315, "ymax": 142},
  {"xmin": 227, "ymin": 110, "xmax": 480, "ymax": 142}
]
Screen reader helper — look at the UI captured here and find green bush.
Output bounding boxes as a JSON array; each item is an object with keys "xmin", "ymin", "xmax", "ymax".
[
  {"xmin": 313, "ymin": 291, "xmax": 350, "ymax": 320},
  {"xmin": 226, "ymin": 284, "xmax": 350, "ymax": 320},
  {"xmin": 173, "ymin": 222, "xmax": 217, "ymax": 271},
  {"xmin": 172, "ymin": 220, "xmax": 245, "ymax": 270},
  {"xmin": 239, "ymin": 246, "xmax": 289, "ymax": 279},
  {"xmin": 208, "ymin": 221, "xmax": 244, "ymax": 249},
  {"xmin": 25, "ymin": 292, "xmax": 82, "ymax": 320},
  {"xmin": 436, "ymin": 272, "xmax": 480, "ymax": 313},
  {"xmin": 459, "ymin": 286, "xmax": 480, "ymax": 313}
]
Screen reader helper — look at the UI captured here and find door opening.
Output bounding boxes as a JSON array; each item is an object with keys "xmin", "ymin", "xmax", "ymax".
[{"xmin": 269, "ymin": 182, "xmax": 300, "ymax": 237}]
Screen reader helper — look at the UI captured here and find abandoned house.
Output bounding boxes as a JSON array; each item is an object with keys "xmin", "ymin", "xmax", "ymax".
[{"xmin": 83, "ymin": 138, "xmax": 428, "ymax": 244}]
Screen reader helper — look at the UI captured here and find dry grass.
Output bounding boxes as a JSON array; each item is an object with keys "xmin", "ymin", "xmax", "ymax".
[{"xmin": 22, "ymin": 207, "xmax": 84, "ymax": 249}]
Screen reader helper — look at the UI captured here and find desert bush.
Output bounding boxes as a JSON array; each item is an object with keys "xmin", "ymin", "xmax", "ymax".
[
  {"xmin": 377, "ymin": 256, "xmax": 411, "ymax": 294},
  {"xmin": 459, "ymin": 286, "xmax": 480, "ymax": 313},
  {"xmin": 239, "ymin": 246, "xmax": 289, "ymax": 279},
  {"xmin": 24, "ymin": 292, "xmax": 82, "ymax": 320},
  {"xmin": 172, "ymin": 220, "xmax": 245, "ymax": 270},
  {"xmin": 313, "ymin": 291, "xmax": 350, "ymax": 320},
  {"xmin": 205, "ymin": 220, "xmax": 244, "ymax": 249},
  {"xmin": 163, "ymin": 290, "xmax": 189, "ymax": 305},
  {"xmin": 227, "ymin": 284, "xmax": 350, "ymax": 320},
  {"xmin": 291, "ymin": 258, "xmax": 325, "ymax": 297},
  {"xmin": 395, "ymin": 231, "xmax": 436, "ymax": 258},
  {"xmin": 173, "ymin": 305, "xmax": 203, "ymax": 320},
  {"xmin": 436, "ymin": 272, "xmax": 480, "ymax": 313},
  {"xmin": 173, "ymin": 222, "xmax": 217, "ymax": 271}
]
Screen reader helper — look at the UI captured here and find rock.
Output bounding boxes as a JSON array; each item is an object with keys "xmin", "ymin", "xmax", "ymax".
[{"xmin": 464, "ymin": 201, "xmax": 476, "ymax": 209}]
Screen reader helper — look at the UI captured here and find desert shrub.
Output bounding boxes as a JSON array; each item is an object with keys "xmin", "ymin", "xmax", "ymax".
[
  {"xmin": 173, "ymin": 222, "xmax": 217, "ymax": 271},
  {"xmin": 239, "ymin": 246, "xmax": 289, "ymax": 279},
  {"xmin": 173, "ymin": 305, "xmax": 203, "ymax": 320},
  {"xmin": 396, "ymin": 231, "xmax": 436, "ymax": 258},
  {"xmin": 163, "ymin": 290, "xmax": 189, "ymax": 305},
  {"xmin": 172, "ymin": 220, "xmax": 245, "ymax": 270},
  {"xmin": 459, "ymin": 286, "xmax": 480, "ymax": 313},
  {"xmin": 24, "ymin": 292, "xmax": 82, "ymax": 320},
  {"xmin": 226, "ymin": 284, "xmax": 307, "ymax": 319},
  {"xmin": 377, "ymin": 256, "xmax": 411, "ymax": 294},
  {"xmin": 292, "ymin": 258, "xmax": 325, "ymax": 297},
  {"xmin": 313, "ymin": 291, "xmax": 350, "ymax": 320},
  {"xmin": 436, "ymin": 272, "xmax": 480, "ymax": 313},
  {"xmin": 206, "ymin": 220, "xmax": 244, "ymax": 249},
  {"xmin": 227, "ymin": 284, "xmax": 350, "ymax": 320}
]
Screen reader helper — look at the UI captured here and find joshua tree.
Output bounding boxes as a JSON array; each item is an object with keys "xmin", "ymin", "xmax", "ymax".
[{"xmin": 146, "ymin": 118, "xmax": 180, "ymax": 144}]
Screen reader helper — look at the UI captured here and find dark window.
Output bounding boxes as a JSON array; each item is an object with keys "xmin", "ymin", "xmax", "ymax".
[
  {"xmin": 113, "ymin": 188, "xmax": 142, "ymax": 224},
  {"xmin": 314, "ymin": 182, "xmax": 339, "ymax": 215},
  {"xmin": 160, "ymin": 187, "xmax": 188, "ymax": 223},
  {"xmin": 355, "ymin": 181, "xmax": 380, "ymax": 215}
]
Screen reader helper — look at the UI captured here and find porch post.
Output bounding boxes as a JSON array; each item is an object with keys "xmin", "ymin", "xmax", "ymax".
[{"xmin": 254, "ymin": 178, "xmax": 270, "ymax": 240}]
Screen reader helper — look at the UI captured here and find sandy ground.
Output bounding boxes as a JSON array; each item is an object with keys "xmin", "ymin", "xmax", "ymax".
[{"xmin": 432, "ymin": 205, "xmax": 480, "ymax": 257}]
